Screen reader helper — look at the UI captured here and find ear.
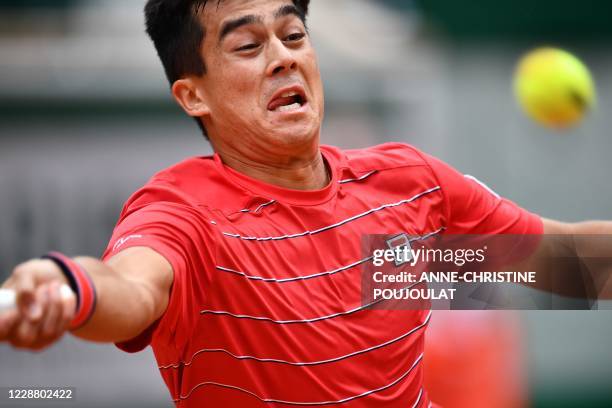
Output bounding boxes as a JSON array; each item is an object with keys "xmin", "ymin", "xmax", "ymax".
[{"xmin": 171, "ymin": 78, "xmax": 211, "ymax": 118}]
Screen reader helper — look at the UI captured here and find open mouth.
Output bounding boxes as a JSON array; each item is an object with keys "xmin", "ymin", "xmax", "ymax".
[{"xmin": 267, "ymin": 90, "xmax": 306, "ymax": 113}]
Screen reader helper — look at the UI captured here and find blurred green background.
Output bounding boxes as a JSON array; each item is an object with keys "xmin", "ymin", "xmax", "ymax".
[{"xmin": 387, "ymin": 0, "xmax": 612, "ymax": 40}]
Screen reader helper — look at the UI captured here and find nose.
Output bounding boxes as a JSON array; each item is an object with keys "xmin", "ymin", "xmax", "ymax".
[{"xmin": 266, "ymin": 37, "xmax": 297, "ymax": 76}]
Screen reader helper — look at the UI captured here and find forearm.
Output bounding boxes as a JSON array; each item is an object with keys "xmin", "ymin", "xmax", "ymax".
[
  {"xmin": 1, "ymin": 247, "xmax": 172, "ymax": 350},
  {"xmin": 536, "ymin": 219, "xmax": 612, "ymax": 300},
  {"xmin": 566, "ymin": 221, "xmax": 612, "ymax": 299},
  {"xmin": 71, "ymin": 256, "xmax": 168, "ymax": 343}
]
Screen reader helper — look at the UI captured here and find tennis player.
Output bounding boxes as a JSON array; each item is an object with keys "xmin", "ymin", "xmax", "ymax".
[{"xmin": 0, "ymin": 1, "xmax": 610, "ymax": 406}]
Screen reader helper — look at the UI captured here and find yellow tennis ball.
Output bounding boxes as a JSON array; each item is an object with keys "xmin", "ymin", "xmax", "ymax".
[{"xmin": 514, "ymin": 47, "xmax": 596, "ymax": 129}]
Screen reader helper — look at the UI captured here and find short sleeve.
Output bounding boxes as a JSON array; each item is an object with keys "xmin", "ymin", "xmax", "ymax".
[
  {"xmin": 420, "ymin": 152, "xmax": 543, "ymax": 236},
  {"xmin": 102, "ymin": 202, "xmax": 207, "ymax": 353}
]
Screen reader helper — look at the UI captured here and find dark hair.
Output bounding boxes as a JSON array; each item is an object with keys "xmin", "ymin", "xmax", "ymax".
[{"xmin": 144, "ymin": 0, "xmax": 310, "ymax": 138}]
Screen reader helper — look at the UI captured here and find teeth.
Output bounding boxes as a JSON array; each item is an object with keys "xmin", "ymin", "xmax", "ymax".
[
  {"xmin": 281, "ymin": 91, "xmax": 298, "ymax": 98},
  {"xmin": 276, "ymin": 102, "xmax": 301, "ymax": 112}
]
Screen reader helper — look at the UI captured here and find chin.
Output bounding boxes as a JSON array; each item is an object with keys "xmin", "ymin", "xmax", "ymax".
[
  {"xmin": 265, "ymin": 120, "xmax": 319, "ymax": 146},
  {"xmin": 288, "ymin": 122, "xmax": 320, "ymax": 138},
  {"xmin": 271, "ymin": 130, "xmax": 316, "ymax": 147}
]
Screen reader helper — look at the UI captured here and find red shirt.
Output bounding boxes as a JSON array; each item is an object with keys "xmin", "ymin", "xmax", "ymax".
[{"xmin": 103, "ymin": 143, "xmax": 542, "ymax": 407}]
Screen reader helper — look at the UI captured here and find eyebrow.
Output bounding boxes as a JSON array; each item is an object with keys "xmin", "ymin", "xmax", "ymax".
[
  {"xmin": 219, "ymin": 14, "xmax": 261, "ymax": 42},
  {"xmin": 218, "ymin": 5, "xmax": 305, "ymax": 44},
  {"xmin": 274, "ymin": 4, "xmax": 303, "ymax": 21}
]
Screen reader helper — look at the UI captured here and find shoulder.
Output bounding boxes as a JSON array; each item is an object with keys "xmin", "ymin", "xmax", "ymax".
[
  {"xmin": 325, "ymin": 142, "xmax": 430, "ymax": 172},
  {"xmin": 322, "ymin": 144, "xmax": 446, "ymax": 208},
  {"xmin": 120, "ymin": 156, "xmax": 221, "ymax": 216},
  {"xmin": 322, "ymin": 143, "xmax": 435, "ymax": 183},
  {"xmin": 149, "ymin": 155, "xmax": 219, "ymax": 193},
  {"xmin": 119, "ymin": 155, "xmax": 256, "ymax": 219}
]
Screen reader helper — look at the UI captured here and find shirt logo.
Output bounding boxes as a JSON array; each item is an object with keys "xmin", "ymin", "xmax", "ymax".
[
  {"xmin": 386, "ymin": 233, "xmax": 413, "ymax": 266},
  {"xmin": 112, "ymin": 234, "xmax": 144, "ymax": 251}
]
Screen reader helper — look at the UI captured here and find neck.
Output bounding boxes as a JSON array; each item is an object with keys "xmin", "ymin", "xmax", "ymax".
[{"xmin": 218, "ymin": 148, "xmax": 330, "ymax": 191}]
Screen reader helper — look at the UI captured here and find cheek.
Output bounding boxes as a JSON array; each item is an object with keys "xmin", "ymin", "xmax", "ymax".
[
  {"xmin": 303, "ymin": 53, "xmax": 324, "ymax": 95},
  {"xmin": 211, "ymin": 55, "xmax": 261, "ymax": 88},
  {"xmin": 224, "ymin": 55, "xmax": 263, "ymax": 81},
  {"xmin": 210, "ymin": 76, "xmax": 259, "ymax": 112},
  {"xmin": 223, "ymin": 70, "xmax": 263, "ymax": 107}
]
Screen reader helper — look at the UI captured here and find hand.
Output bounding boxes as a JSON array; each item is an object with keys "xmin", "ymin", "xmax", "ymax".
[{"xmin": 0, "ymin": 259, "xmax": 76, "ymax": 350}]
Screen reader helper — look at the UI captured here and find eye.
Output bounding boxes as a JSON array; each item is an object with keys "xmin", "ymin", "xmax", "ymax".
[
  {"xmin": 235, "ymin": 43, "xmax": 259, "ymax": 52},
  {"xmin": 284, "ymin": 32, "xmax": 305, "ymax": 42}
]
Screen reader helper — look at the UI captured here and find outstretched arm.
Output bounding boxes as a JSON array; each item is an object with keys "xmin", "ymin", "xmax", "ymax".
[
  {"xmin": 0, "ymin": 247, "xmax": 173, "ymax": 350},
  {"xmin": 519, "ymin": 218, "xmax": 612, "ymax": 300}
]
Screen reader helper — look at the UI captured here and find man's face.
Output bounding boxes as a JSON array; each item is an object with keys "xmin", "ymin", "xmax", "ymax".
[{"xmin": 197, "ymin": 0, "xmax": 324, "ymax": 159}]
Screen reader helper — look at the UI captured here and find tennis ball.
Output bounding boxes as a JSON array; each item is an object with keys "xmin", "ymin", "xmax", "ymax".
[{"xmin": 514, "ymin": 47, "xmax": 596, "ymax": 129}]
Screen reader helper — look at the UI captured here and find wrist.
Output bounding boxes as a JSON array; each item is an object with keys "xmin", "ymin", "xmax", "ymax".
[{"xmin": 41, "ymin": 252, "xmax": 97, "ymax": 330}]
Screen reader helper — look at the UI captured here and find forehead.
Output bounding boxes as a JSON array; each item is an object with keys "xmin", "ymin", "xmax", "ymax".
[{"xmin": 201, "ymin": 0, "xmax": 296, "ymax": 32}]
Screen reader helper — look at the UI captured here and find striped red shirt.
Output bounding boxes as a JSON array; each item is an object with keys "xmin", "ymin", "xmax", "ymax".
[{"xmin": 103, "ymin": 143, "xmax": 542, "ymax": 407}]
